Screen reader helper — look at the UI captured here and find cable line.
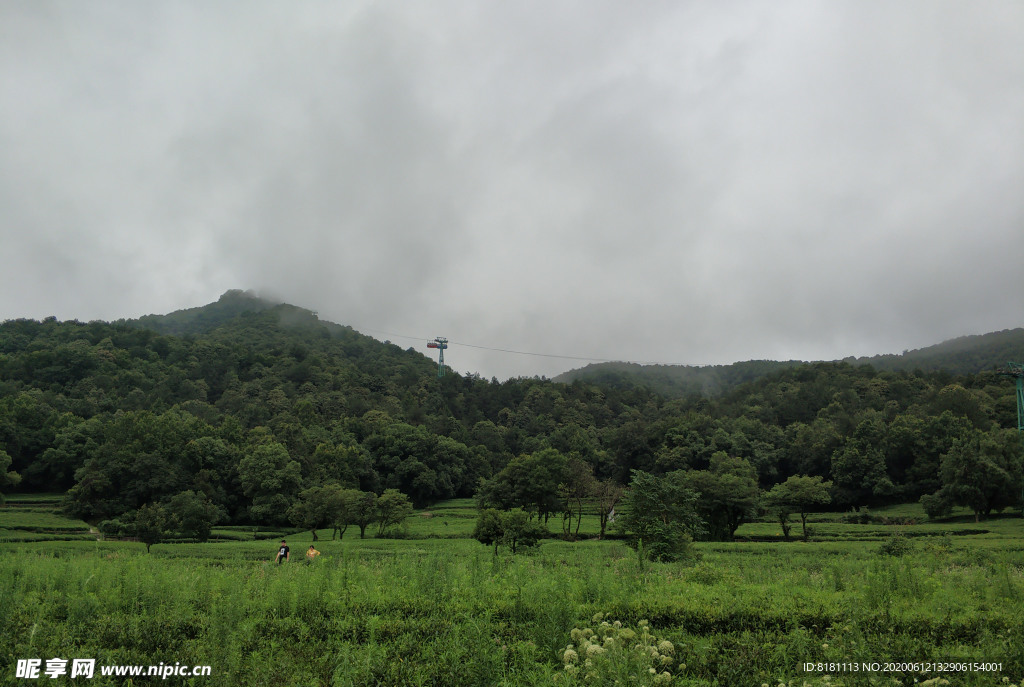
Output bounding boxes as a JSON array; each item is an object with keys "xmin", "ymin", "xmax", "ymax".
[{"xmin": 352, "ymin": 325, "xmax": 705, "ymax": 367}]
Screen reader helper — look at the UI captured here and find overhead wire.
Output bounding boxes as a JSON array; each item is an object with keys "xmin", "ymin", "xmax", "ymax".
[{"xmin": 351, "ymin": 325, "xmax": 706, "ymax": 367}]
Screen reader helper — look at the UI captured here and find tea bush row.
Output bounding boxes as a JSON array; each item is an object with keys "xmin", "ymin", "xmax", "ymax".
[{"xmin": 2, "ymin": 535, "xmax": 1022, "ymax": 685}]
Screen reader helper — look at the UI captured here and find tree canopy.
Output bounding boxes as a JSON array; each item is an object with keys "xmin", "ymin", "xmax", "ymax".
[{"xmin": 0, "ymin": 293, "xmax": 1021, "ymax": 531}]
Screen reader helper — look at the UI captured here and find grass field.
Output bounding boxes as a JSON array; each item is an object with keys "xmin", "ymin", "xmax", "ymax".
[{"xmin": 1, "ymin": 498, "xmax": 1022, "ymax": 686}]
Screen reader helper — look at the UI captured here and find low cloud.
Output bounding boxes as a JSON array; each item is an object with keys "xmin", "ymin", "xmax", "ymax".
[{"xmin": 2, "ymin": 1, "xmax": 1021, "ymax": 379}]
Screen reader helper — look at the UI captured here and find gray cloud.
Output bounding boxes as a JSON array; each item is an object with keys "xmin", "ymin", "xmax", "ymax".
[{"xmin": 2, "ymin": 1, "xmax": 1022, "ymax": 379}]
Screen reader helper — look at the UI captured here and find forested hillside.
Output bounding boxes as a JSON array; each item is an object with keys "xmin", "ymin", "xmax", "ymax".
[
  {"xmin": 556, "ymin": 329, "xmax": 1024, "ymax": 396},
  {"xmin": 1, "ymin": 291, "xmax": 1021, "ymax": 534},
  {"xmin": 553, "ymin": 360, "xmax": 806, "ymax": 398},
  {"xmin": 847, "ymin": 328, "xmax": 1024, "ymax": 374}
]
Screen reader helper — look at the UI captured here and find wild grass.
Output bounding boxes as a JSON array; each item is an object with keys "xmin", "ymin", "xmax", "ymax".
[
  {"xmin": 3, "ymin": 526, "xmax": 1023, "ymax": 686},
  {"xmin": 2, "ymin": 499, "xmax": 1022, "ymax": 685}
]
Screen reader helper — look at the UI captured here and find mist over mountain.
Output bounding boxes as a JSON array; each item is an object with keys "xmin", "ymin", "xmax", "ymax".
[
  {"xmin": 136, "ymin": 290, "xmax": 1024, "ymax": 389},
  {"xmin": 557, "ymin": 329, "xmax": 1024, "ymax": 398}
]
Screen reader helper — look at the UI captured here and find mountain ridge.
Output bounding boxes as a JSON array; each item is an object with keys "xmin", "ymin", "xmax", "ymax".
[
  {"xmin": 2, "ymin": 289, "xmax": 1020, "ymax": 524},
  {"xmin": 554, "ymin": 329, "xmax": 1024, "ymax": 397},
  {"xmin": 100, "ymin": 289, "xmax": 1024, "ymax": 392}
]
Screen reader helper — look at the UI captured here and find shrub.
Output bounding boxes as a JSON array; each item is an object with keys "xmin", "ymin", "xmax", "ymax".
[
  {"xmin": 97, "ymin": 518, "xmax": 129, "ymax": 538},
  {"xmin": 473, "ymin": 508, "xmax": 546, "ymax": 554},
  {"xmin": 878, "ymin": 532, "xmax": 912, "ymax": 557},
  {"xmin": 920, "ymin": 492, "xmax": 954, "ymax": 520},
  {"xmin": 841, "ymin": 508, "xmax": 872, "ymax": 524}
]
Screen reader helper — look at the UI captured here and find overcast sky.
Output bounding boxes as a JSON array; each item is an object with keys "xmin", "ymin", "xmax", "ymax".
[{"xmin": 2, "ymin": 2, "xmax": 1022, "ymax": 380}]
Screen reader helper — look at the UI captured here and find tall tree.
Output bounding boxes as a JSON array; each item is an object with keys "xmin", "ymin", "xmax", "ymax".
[
  {"xmin": 830, "ymin": 417, "xmax": 895, "ymax": 508},
  {"xmin": 559, "ymin": 456, "xmax": 596, "ymax": 540},
  {"xmin": 616, "ymin": 469, "xmax": 705, "ymax": 562},
  {"xmin": 0, "ymin": 448, "xmax": 21, "ymax": 505},
  {"xmin": 237, "ymin": 442, "xmax": 302, "ymax": 525},
  {"xmin": 682, "ymin": 453, "xmax": 760, "ymax": 541},
  {"xmin": 332, "ymin": 488, "xmax": 367, "ymax": 539},
  {"xmin": 287, "ymin": 484, "xmax": 346, "ymax": 541},
  {"xmin": 349, "ymin": 491, "xmax": 379, "ymax": 539},
  {"xmin": 165, "ymin": 490, "xmax": 224, "ymax": 542},
  {"xmin": 473, "ymin": 508, "xmax": 546, "ymax": 554},
  {"xmin": 934, "ymin": 428, "xmax": 1023, "ymax": 521},
  {"xmin": 134, "ymin": 503, "xmax": 170, "ymax": 554},
  {"xmin": 375, "ymin": 488, "xmax": 413, "ymax": 537},
  {"xmin": 592, "ymin": 478, "xmax": 624, "ymax": 540},
  {"xmin": 476, "ymin": 448, "xmax": 568, "ymax": 523},
  {"xmin": 763, "ymin": 475, "xmax": 832, "ymax": 541}
]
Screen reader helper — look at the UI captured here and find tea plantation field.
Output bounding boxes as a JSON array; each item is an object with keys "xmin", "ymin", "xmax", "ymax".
[{"xmin": 1, "ymin": 497, "xmax": 1022, "ymax": 686}]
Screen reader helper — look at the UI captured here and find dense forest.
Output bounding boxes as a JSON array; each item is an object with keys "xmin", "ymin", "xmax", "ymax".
[
  {"xmin": 1, "ymin": 290, "xmax": 1021, "ymax": 536},
  {"xmin": 555, "ymin": 328, "xmax": 1024, "ymax": 397}
]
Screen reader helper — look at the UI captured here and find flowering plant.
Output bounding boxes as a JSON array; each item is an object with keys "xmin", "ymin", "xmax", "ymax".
[{"xmin": 559, "ymin": 613, "xmax": 680, "ymax": 685}]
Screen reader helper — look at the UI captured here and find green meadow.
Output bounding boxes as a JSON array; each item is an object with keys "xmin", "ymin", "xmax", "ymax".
[{"xmin": 2, "ymin": 498, "xmax": 1023, "ymax": 686}]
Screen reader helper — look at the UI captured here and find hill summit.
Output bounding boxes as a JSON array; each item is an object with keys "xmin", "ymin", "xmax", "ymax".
[{"xmin": 556, "ymin": 329, "xmax": 1024, "ymax": 398}]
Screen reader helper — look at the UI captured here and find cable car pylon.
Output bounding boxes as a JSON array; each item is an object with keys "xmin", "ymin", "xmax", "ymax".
[{"xmin": 426, "ymin": 337, "xmax": 448, "ymax": 378}]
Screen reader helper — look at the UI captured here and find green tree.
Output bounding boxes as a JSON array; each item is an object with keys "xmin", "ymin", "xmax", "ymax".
[
  {"xmin": 238, "ymin": 442, "xmax": 302, "ymax": 525},
  {"xmin": 476, "ymin": 448, "xmax": 568, "ymax": 523},
  {"xmin": 763, "ymin": 474, "xmax": 832, "ymax": 541},
  {"xmin": 0, "ymin": 448, "xmax": 21, "ymax": 505},
  {"xmin": 331, "ymin": 488, "xmax": 365, "ymax": 539},
  {"xmin": 681, "ymin": 453, "xmax": 759, "ymax": 541},
  {"xmin": 616, "ymin": 470, "xmax": 704, "ymax": 562},
  {"xmin": 287, "ymin": 484, "xmax": 346, "ymax": 541},
  {"xmin": 499, "ymin": 507, "xmax": 545, "ymax": 553},
  {"xmin": 309, "ymin": 440, "xmax": 372, "ymax": 489},
  {"xmin": 472, "ymin": 507, "xmax": 546, "ymax": 554},
  {"xmin": 61, "ymin": 409, "xmax": 209, "ymax": 521},
  {"xmin": 472, "ymin": 508, "xmax": 505, "ymax": 554},
  {"xmin": 831, "ymin": 420, "xmax": 894, "ymax": 508},
  {"xmin": 934, "ymin": 428, "xmax": 1023, "ymax": 521},
  {"xmin": 376, "ymin": 488, "xmax": 413, "ymax": 536},
  {"xmin": 931, "ymin": 383, "xmax": 990, "ymax": 429},
  {"xmin": 608, "ymin": 419, "xmax": 654, "ymax": 480},
  {"xmin": 919, "ymin": 491, "xmax": 954, "ymax": 520},
  {"xmin": 592, "ymin": 478, "xmax": 624, "ymax": 540},
  {"xmin": 0, "ymin": 391, "xmax": 58, "ymax": 489},
  {"xmin": 134, "ymin": 503, "xmax": 170, "ymax": 553},
  {"xmin": 349, "ymin": 491, "xmax": 378, "ymax": 539},
  {"xmin": 783, "ymin": 419, "xmax": 842, "ymax": 479},
  {"xmin": 365, "ymin": 423, "xmax": 471, "ymax": 506},
  {"xmin": 559, "ymin": 456, "xmax": 596, "ymax": 540},
  {"xmin": 895, "ymin": 411, "xmax": 973, "ymax": 499},
  {"xmin": 164, "ymin": 490, "xmax": 224, "ymax": 542},
  {"xmin": 32, "ymin": 415, "xmax": 102, "ymax": 490}
]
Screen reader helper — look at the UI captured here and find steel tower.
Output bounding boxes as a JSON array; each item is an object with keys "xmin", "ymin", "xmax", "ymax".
[
  {"xmin": 997, "ymin": 362, "xmax": 1024, "ymax": 436},
  {"xmin": 426, "ymin": 337, "xmax": 448, "ymax": 378}
]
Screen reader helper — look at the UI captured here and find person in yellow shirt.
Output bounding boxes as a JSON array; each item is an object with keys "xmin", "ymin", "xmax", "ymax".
[{"xmin": 305, "ymin": 545, "xmax": 320, "ymax": 564}]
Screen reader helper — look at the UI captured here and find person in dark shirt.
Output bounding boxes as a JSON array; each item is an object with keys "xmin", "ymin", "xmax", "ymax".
[{"xmin": 275, "ymin": 540, "xmax": 290, "ymax": 564}]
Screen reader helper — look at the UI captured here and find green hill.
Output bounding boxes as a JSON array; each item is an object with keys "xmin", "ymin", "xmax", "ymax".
[
  {"xmin": 845, "ymin": 328, "xmax": 1024, "ymax": 375},
  {"xmin": 1, "ymin": 291, "xmax": 1020, "ymax": 532},
  {"xmin": 129, "ymin": 289, "xmax": 282, "ymax": 336},
  {"xmin": 556, "ymin": 329, "xmax": 1024, "ymax": 397},
  {"xmin": 554, "ymin": 360, "xmax": 806, "ymax": 398}
]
